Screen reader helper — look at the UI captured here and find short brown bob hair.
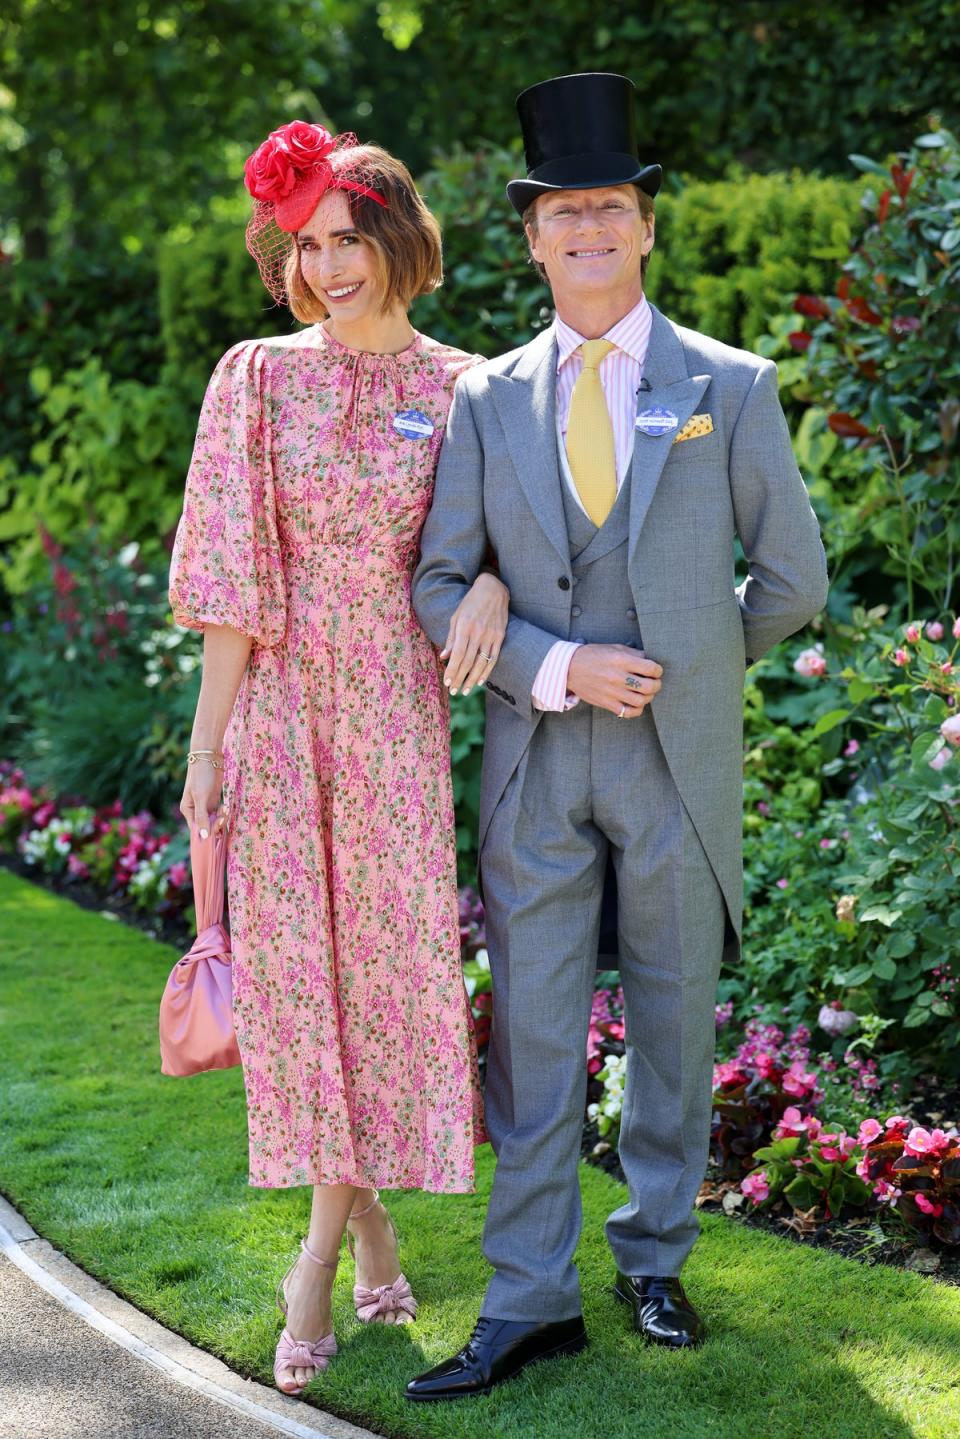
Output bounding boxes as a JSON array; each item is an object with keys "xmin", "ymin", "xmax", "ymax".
[{"xmin": 284, "ymin": 144, "xmax": 442, "ymax": 324}]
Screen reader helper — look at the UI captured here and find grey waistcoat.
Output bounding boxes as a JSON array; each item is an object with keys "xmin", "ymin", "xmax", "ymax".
[{"xmin": 560, "ymin": 462, "xmax": 641, "ymax": 648}]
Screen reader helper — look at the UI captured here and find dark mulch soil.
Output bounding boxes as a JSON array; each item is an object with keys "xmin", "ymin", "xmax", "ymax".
[{"xmin": 6, "ymin": 848, "xmax": 958, "ymax": 1287}]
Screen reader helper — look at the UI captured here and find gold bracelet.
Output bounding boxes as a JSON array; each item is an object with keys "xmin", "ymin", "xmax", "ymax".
[{"xmin": 187, "ymin": 752, "xmax": 224, "ymax": 768}]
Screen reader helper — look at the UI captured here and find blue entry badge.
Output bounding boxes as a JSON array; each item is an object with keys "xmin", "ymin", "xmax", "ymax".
[
  {"xmin": 392, "ymin": 408, "xmax": 435, "ymax": 441},
  {"xmin": 635, "ymin": 405, "xmax": 679, "ymax": 437}
]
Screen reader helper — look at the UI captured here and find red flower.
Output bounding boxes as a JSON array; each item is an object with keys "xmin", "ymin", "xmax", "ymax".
[
  {"xmin": 244, "ymin": 137, "xmax": 296, "ymax": 202},
  {"xmin": 877, "ymin": 188, "xmax": 892, "ymax": 224},
  {"xmin": 788, "ymin": 331, "xmax": 813, "ymax": 352},
  {"xmin": 272, "ymin": 120, "xmax": 335, "ymax": 169},
  {"xmin": 794, "ymin": 294, "xmax": 830, "ymax": 319},
  {"xmin": 828, "ymin": 412, "xmax": 873, "ymax": 439}
]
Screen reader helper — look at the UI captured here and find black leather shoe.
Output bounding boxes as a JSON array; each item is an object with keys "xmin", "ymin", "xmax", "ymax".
[
  {"xmin": 404, "ymin": 1315, "xmax": 588, "ymax": 1401},
  {"xmin": 613, "ymin": 1273, "xmax": 705, "ymax": 1348}
]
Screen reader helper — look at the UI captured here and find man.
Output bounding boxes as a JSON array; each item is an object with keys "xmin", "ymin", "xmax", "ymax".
[{"xmin": 407, "ymin": 72, "xmax": 828, "ymax": 1401}]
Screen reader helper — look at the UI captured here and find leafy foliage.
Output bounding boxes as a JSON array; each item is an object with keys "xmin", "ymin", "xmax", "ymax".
[{"xmin": 794, "ymin": 123, "xmax": 960, "ymax": 613}]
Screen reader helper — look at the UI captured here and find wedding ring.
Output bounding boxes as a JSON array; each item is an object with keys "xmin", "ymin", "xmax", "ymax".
[
  {"xmin": 479, "ymin": 651, "xmax": 494, "ymax": 663},
  {"xmin": 618, "ymin": 704, "xmax": 627, "ymax": 719}
]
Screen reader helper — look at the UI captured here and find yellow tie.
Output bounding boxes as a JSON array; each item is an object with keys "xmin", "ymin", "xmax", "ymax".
[{"xmin": 565, "ymin": 338, "xmax": 617, "ymax": 527}]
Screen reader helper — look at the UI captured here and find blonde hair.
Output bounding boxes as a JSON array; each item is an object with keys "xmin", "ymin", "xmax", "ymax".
[
  {"xmin": 284, "ymin": 144, "xmax": 443, "ymax": 323},
  {"xmin": 523, "ymin": 184, "xmax": 655, "ymax": 284}
]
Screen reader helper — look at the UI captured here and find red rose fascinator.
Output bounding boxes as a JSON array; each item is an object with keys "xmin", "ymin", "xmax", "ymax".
[{"xmin": 243, "ymin": 119, "xmax": 387, "ymax": 305}]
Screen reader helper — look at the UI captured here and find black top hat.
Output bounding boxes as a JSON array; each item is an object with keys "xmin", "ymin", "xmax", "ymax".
[{"xmin": 506, "ymin": 72, "xmax": 662, "ymax": 217}]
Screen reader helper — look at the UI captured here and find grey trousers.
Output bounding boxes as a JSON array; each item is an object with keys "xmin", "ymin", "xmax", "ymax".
[{"xmin": 479, "ymin": 701, "xmax": 726, "ymax": 1321}]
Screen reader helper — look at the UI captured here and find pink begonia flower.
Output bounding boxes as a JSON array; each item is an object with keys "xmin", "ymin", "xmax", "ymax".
[
  {"xmin": 794, "ymin": 646, "xmax": 827, "ymax": 677},
  {"xmin": 873, "ymin": 1178, "xmax": 901, "ymax": 1204},
  {"xmin": 757, "ymin": 801, "xmax": 771, "ymax": 816},
  {"xmin": 818, "ymin": 1003, "xmax": 857, "ymax": 1036},
  {"xmin": 839, "ymin": 1134, "xmax": 858, "ymax": 1158},
  {"xmin": 940, "ymin": 715, "xmax": 960, "ymax": 747},
  {"xmin": 776, "ymin": 878, "xmax": 789, "ymax": 890},
  {"xmin": 891, "ymin": 649, "xmax": 909, "ymax": 666},
  {"xmin": 914, "ymin": 1193, "xmax": 944, "ymax": 1217},
  {"xmin": 782, "ymin": 1060, "xmax": 817, "ymax": 1097},
  {"xmin": 929, "ymin": 746, "xmax": 952, "ymax": 771},
  {"xmin": 953, "ymin": 616, "xmax": 960, "ymax": 640},
  {"xmin": 926, "ymin": 621, "xmax": 945, "ymax": 641},
  {"xmin": 741, "ymin": 1171, "xmax": 770, "ymax": 1203},
  {"xmin": 903, "ymin": 1126, "xmax": 937, "ymax": 1157},
  {"xmin": 861, "ymin": 1071, "xmax": 879, "ymax": 1090},
  {"xmin": 844, "ymin": 739, "xmax": 860, "ymax": 757},
  {"xmin": 856, "ymin": 1156, "xmax": 870, "ymax": 1179},
  {"xmin": 904, "ymin": 623, "xmax": 921, "ymax": 643},
  {"xmin": 927, "ymin": 1128, "xmax": 951, "ymax": 1152},
  {"xmin": 805, "ymin": 1115, "xmax": 823, "ymax": 1140},
  {"xmin": 885, "ymin": 1115, "xmax": 909, "ymax": 1131},
  {"xmin": 819, "ymin": 1145, "xmax": 843, "ymax": 1162}
]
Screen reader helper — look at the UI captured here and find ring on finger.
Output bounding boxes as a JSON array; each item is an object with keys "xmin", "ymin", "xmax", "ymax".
[
  {"xmin": 479, "ymin": 651, "xmax": 494, "ymax": 664},
  {"xmin": 618, "ymin": 704, "xmax": 627, "ymax": 719}
]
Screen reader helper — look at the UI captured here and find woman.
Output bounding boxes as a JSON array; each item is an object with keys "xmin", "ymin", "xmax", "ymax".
[{"xmin": 168, "ymin": 122, "xmax": 505, "ymax": 1395}]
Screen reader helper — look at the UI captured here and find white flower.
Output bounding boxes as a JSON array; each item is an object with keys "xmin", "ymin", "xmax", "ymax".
[{"xmin": 473, "ymin": 948, "xmax": 490, "ymax": 972}]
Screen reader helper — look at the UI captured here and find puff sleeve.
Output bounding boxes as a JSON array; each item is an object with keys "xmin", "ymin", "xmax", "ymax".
[{"xmin": 168, "ymin": 341, "xmax": 287, "ymax": 649}]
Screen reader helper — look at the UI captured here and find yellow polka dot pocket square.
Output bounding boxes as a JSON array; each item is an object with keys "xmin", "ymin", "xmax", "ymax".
[{"xmin": 672, "ymin": 413, "xmax": 714, "ymax": 444}]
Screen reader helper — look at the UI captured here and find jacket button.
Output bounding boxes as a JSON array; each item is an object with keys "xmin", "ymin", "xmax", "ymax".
[
  {"xmin": 571, "ymin": 605, "xmax": 582, "ymax": 618},
  {"xmin": 627, "ymin": 608, "xmax": 637, "ymax": 619},
  {"xmin": 557, "ymin": 576, "xmax": 570, "ymax": 591}
]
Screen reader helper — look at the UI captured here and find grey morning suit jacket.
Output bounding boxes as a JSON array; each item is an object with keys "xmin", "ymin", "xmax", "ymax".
[{"xmin": 412, "ymin": 304, "xmax": 829, "ymax": 949}]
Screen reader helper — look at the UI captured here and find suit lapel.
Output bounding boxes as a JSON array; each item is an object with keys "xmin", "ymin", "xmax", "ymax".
[
  {"xmin": 488, "ymin": 329, "xmax": 570, "ymax": 568},
  {"xmin": 629, "ymin": 305, "xmax": 711, "ymax": 555}
]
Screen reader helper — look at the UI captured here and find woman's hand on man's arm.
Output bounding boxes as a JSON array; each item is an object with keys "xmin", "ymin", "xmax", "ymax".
[{"xmin": 440, "ymin": 572, "xmax": 510, "ymax": 695}]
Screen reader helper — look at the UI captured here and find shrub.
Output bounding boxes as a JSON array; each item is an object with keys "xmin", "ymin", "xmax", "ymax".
[{"xmin": 792, "ymin": 122, "xmax": 960, "ymax": 615}]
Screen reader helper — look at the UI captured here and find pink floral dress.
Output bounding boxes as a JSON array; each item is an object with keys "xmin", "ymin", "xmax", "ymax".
[{"xmin": 168, "ymin": 326, "xmax": 486, "ymax": 1191}]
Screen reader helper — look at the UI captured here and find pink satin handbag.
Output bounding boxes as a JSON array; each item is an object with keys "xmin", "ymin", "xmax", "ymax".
[{"xmin": 159, "ymin": 824, "xmax": 241, "ymax": 1076}]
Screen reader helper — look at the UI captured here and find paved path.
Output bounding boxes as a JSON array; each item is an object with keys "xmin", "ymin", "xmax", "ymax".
[{"xmin": 0, "ymin": 1196, "xmax": 377, "ymax": 1439}]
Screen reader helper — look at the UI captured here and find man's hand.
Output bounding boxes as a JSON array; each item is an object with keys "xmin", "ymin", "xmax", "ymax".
[{"xmin": 567, "ymin": 644, "xmax": 663, "ymax": 718}]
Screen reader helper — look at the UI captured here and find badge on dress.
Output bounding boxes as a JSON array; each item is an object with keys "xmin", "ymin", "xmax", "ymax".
[
  {"xmin": 635, "ymin": 406, "xmax": 679, "ymax": 437},
  {"xmin": 392, "ymin": 409, "xmax": 435, "ymax": 440}
]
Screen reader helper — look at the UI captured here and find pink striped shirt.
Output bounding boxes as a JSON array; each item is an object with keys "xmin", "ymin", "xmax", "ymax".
[{"xmin": 530, "ymin": 296, "xmax": 652, "ymax": 711}]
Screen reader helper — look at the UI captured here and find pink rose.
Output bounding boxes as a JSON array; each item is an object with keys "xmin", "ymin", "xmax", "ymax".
[
  {"xmin": 271, "ymin": 119, "xmax": 335, "ymax": 169},
  {"xmin": 953, "ymin": 616, "xmax": 960, "ymax": 639},
  {"xmin": 844, "ymin": 739, "xmax": 860, "ymax": 757},
  {"xmin": 741, "ymin": 1171, "xmax": 770, "ymax": 1203},
  {"xmin": 926, "ymin": 621, "xmax": 944, "ymax": 641},
  {"xmin": 929, "ymin": 746, "xmax": 952, "ymax": 771},
  {"xmin": 892, "ymin": 649, "xmax": 909, "ymax": 667},
  {"xmin": 941, "ymin": 662, "xmax": 954, "ymax": 675},
  {"xmin": 243, "ymin": 136, "xmax": 296, "ymax": 201},
  {"xmin": 776, "ymin": 878, "xmax": 789, "ymax": 890},
  {"xmin": 904, "ymin": 623, "xmax": 921, "ymax": 643},
  {"xmin": 940, "ymin": 715, "xmax": 960, "ymax": 747},
  {"xmin": 794, "ymin": 646, "xmax": 827, "ymax": 677}
]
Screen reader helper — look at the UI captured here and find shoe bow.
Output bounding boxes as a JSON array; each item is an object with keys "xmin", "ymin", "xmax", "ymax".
[{"xmin": 353, "ymin": 1272, "xmax": 418, "ymax": 1322}]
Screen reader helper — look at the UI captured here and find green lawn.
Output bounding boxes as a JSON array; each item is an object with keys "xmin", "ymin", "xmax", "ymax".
[{"xmin": 1, "ymin": 866, "xmax": 959, "ymax": 1439}]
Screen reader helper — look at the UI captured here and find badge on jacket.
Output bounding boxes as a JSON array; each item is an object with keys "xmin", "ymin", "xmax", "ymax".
[{"xmin": 635, "ymin": 406, "xmax": 678, "ymax": 437}]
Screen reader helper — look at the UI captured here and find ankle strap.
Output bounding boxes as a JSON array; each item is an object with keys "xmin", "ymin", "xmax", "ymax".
[
  {"xmin": 348, "ymin": 1190, "xmax": 380, "ymax": 1221},
  {"xmin": 300, "ymin": 1237, "xmax": 338, "ymax": 1271}
]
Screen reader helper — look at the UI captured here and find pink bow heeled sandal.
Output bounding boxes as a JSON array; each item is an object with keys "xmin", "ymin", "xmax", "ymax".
[
  {"xmin": 346, "ymin": 1190, "xmax": 418, "ymax": 1325},
  {"xmin": 274, "ymin": 1238, "xmax": 339, "ymax": 1394}
]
